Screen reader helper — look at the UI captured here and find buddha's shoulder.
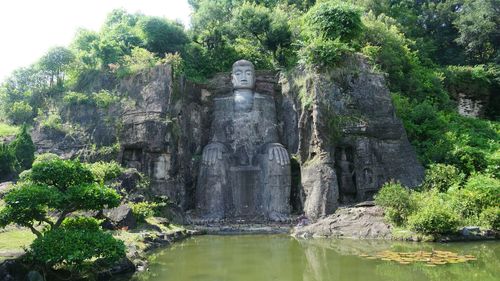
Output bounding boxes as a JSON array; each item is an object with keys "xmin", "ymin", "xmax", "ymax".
[{"xmin": 254, "ymin": 92, "xmax": 274, "ymax": 100}]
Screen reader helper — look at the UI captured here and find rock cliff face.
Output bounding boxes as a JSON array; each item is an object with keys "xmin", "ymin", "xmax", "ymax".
[
  {"xmin": 279, "ymin": 56, "xmax": 424, "ymax": 219},
  {"xmin": 32, "ymin": 55, "xmax": 424, "ymax": 221}
]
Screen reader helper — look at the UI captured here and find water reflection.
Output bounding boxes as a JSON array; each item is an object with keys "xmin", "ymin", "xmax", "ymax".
[{"xmin": 114, "ymin": 235, "xmax": 500, "ymax": 281}]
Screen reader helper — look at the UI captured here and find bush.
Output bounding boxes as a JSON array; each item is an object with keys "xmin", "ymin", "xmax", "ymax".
[
  {"xmin": 449, "ymin": 173, "xmax": 500, "ymax": 221},
  {"xmin": 7, "ymin": 101, "xmax": 33, "ymax": 125},
  {"xmin": 33, "ymin": 152, "xmax": 61, "ymax": 165},
  {"xmin": 116, "ymin": 47, "xmax": 158, "ymax": 78},
  {"xmin": 479, "ymin": 207, "xmax": 500, "ymax": 230},
  {"xmin": 0, "ymin": 143, "xmax": 17, "ymax": 179},
  {"xmin": 374, "ymin": 181, "xmax": 414, "ymax": 226},
  {"xmin": 40, "ymin": 112, "xmax": 64, "ymax": 132},
  {"xmin": 130, "ymin": 201, "xmax": 160, "ymax": 222},
  {"xmin": 407, "ymin": 200, "xmax": 460, "ymax": 235},
  {"xmin": 28, "ymin": 217, "xmax": 125, "ymax": 272},
  {"xmin": 422, "ymin": 164, "xmax": 464, "ymax": 192},
  {"xmin": 298, "ymin": 37, "xmax": 353, "ymax": 68},
  {"xmin": 10, "ymin": 124, "xmax": 35, "ymax": 171},
  {"xmin": 86, "ymin": 161, "xmax": 123, "ymax": 183},
  {"xmin": 63, "ymin": 91, "xmax": 91, "ymax": 105},
  {"xmin": 305, "ymin": 0, "xmax": 363, "ymax": 41},
  {"xmin": 92, "ymin": 90, "xmax": 120, "ymax": 109}
]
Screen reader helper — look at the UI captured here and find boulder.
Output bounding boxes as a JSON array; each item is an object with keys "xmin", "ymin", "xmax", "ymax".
[
  {"xmin": 292, "ymin": 205, "xmax": 392, "ymax": 239},
  {"xmin": 103, "ymin": 204, "xmax": 137, "ymax": 229}
]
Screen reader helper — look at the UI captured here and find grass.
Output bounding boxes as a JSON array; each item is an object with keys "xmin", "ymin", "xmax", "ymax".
[
  {"xmin": 0, "ymin": 228, "xmax": 36, "ymax": 260},
  {"xmin": 0, "ymin": 123, "xmax": 18, "ymax": 137}
]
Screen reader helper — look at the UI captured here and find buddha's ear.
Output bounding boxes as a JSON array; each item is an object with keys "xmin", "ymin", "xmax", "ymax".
[{"xmin": 231, "ymin": 72, "xmax": 237, "ymax": 86}]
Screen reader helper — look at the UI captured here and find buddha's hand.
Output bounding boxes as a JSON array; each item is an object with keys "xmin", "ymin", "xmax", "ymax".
[
  {"xmin": 267, "ymin": 143, "xmax": 290, "ymax": 166},
  {"xmin": 202, "ymin": 142, "xmax": 227, "ymax": 166}
]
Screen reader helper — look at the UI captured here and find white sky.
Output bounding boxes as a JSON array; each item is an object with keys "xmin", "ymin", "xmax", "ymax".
[{"xmin": 0, "ymin": 0, "xmax": 192, "ymax": 83}]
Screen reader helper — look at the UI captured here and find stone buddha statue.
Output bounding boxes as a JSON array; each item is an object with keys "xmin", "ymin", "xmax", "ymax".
[{"xmin": 196, "ymin": 60, "xmax": 291, "ymax": 222}]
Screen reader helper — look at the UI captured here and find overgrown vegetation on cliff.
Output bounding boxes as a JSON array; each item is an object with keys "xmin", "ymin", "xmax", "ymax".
[{"xmin": 0, "ymin": 0, "xmax": 498, "ymax": 235}]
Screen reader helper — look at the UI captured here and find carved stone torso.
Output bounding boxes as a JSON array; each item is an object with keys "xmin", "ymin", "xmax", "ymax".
[{"xmin": 211, "ymin": 93, "xmax": 279, "ymax": 164}]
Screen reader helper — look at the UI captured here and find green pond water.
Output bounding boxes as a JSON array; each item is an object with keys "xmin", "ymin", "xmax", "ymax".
[{"xmin": 118, "ymin": 235, "xmax": 500, "ymax": 281}]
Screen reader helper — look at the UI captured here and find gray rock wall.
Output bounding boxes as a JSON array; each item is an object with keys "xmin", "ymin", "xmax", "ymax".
[{"xmin": 32, "ymin": 56, "xmax": 424, "ymax": 221}]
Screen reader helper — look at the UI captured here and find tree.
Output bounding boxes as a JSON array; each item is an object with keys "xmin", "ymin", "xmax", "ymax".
[
  {"xmin": 0, "ymin": 143, "xmax": 16, "ymax": 179},
  {"xmin": 0, "ymin": 158, "xmax": 121, "ymax": 237},
  {"xmin": 0, "ymin": 158, "xmax": 124, "ymax": 273},
  {"xmin": 138, "ymin": 16, "xmax": 189, "ymax": 56},
  {"xmin": 454, "ymin": 0, "xmax": 500, "ymax": 63},
  {"xmin": 38, "ymin": 47, "xmax": 75, "ymax": 87},
  {"xmin": 6, "ymin": 101, "xmax": 33, "ymax": 125},
  {"xmin": 10, "ymin": 124, "xmax": 35, "ymax": 171}
]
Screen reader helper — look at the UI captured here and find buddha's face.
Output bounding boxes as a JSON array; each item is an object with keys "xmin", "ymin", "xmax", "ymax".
[{"xmin": 232, "ymin": 65, "xmax": 255, "ymax": 90}]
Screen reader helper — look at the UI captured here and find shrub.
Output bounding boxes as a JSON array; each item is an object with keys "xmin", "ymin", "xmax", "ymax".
[
  {"xmin": 0, "ymin": 143, "xmax": 17, "ymax": 179},
  {"xmin": 444, "ymin": 65, "xmax": 492, "ymax": 99},
  {"xmin": 63, "ymin": 91, "xmax": 91, "ymax": 105},
  {"xmin": 33, "ymin": 152, "xmax": 61, "ymax": 165},
  {"xmin": 449, "ymin": 173, "xmax": 500, "ymax": 221},
  {"xmin": 92, "ymin": 90, "xmax": 120, "ymax": 108},
  {"xmin": 7, "ymin": 101, "xmax": 33, "ymax": 125},
  {"xmin": 130, "ymin": 201, "xmax": 160, "ymax": 222},
  {"xmin": 116, "ymin": 47, "xmax": 158, "ymax": 78},
  {"xmin": 407, "ymin": 201, "xmax": 460, "ymax": 235},
  {"xmin": 28, "ymin": 217, "xmax": 125, "ymax": 272},
  {"xmin": 40, "ymin": 112, "xmax": 64, "ymax": 132},
  {"xmin": 10, "ymin": 124, "xmax": 35, "ymax": 171},
  {"xmin": 305, "ymin": 0, "xmax": 363, "ymax": 41},
  {"xmin": 86, "ymin": 161, "xmax": 123, "ymax": 183},
  {"xmin": 0, "ymin": 123, "xmax": 19, "ymax": 137},
  {"xmin": 298, "ymin": 37, "xmax": 353, "ymax": 68},
  {"xmin": 479, "ymin": 207, "xmax": 500, "ymax": 230},
  {"xmin": 374, "ymin": 181, "xmax": 414, "ymax": 226},
  {"xmin": 422, "ymin": 164, "xmax": 464, "ymax": 192}
]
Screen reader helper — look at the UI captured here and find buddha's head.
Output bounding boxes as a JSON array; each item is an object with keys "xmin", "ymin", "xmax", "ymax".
[{"xmin": 231, "ymin": 60, "xmax": 255, "ymax": 90}]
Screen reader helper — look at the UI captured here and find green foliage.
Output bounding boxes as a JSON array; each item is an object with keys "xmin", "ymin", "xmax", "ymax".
[
  {"xmin": 29, "ymin": 158, "xmax": 94, "ymax": 190},
  {"xmin": 392, "ymin": 94, "xmax": 499, "ymax": 175},
  {"xmin": 130, "ymin": 201, "xmax": 160, "ymax": 222},
  {"xmin": 38, "ymin": 46, "xmax": 75, "ymax": 87},
  {"xmin": 10, "ymin": 124, "xmax": 35, "ymax": 171},
  {"xmin": 63, "ymin": 91, "xmax": 91, "ymax": 105},
  {"xmin": 454, "ymin": 0, "xmax": 499, "ymax": 63},
  {"xmin": 407, "ymin": 195, "xmax": 460, "ymax": 235},
  {"xmin": 0, "ymin": 143, "xmax": 17, "ymax": 179},
  {"xmin": 92, "ymin": 90, "xmax": 120, "ymax": 108},
  {"xmin": 444, "ymin": 65, "xmax": 494, "ymax": 98},
  {"xmin": 28, "ymin": 217, "xmax": 125, "ymax": 272},
  {"xmin": 86, "ymin": 161, "xmax": 124, "ymax": 183},
  {"xmin": 116, "ymin": 47, "xmax": 159, "ymax": 78},
  {"xmin": 137, "ymin": 17, "xmax": 189, "ymax": 56},
  {"xmin": 33, "ymin": 152, "xmax": 60, "ymax": 164},
  {"xmin": 39, "ymin": 112, "xmax": 64, "ymax": 132},
  {"xmin": 449, "ymin": 173, "xmax": 500, "ymax": 222},
  {"xmin": 374, "ymin": 181, "xmax": 414, "ymax": 226},
  {"xmin": 0, "ymin": 123, "xmax": 19, "ymax": 137},
  {"xmin": 479, "ymin": 206, "xmax": 500, "ymax": 230},
  {"xmin": 422, "ymin": 164, "xmax": 464, "ymax": 192},
  {"xmin": 298, "ymin": 37, "xmax": 353, "ymax": 69},
  {"xmin": 305, "ymin": 0, "xmax": 363, "ymax": 41},
  {"xmin": 7, "ymin": 101, "xmax": 33, "ymax": 125}
]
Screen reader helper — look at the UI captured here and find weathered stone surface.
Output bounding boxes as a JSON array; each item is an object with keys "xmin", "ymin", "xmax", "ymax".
[
  {"xmin": 196, "ymin": 60, "xmax": 291, "ymax": 222},
  {"xmin": 31, "ymin": 55, "xmax": 424, "ymax": 225},
  {"xmin": 280, "ymin": 55, "xmax": 424, "ymax": 219},
  {"xmin": 292, "ymin": 205, "xmax": 392, "ymax": 239},
  {"xmin": 103, "ymin": 204, "xmax": 137, "ymax": 229}
]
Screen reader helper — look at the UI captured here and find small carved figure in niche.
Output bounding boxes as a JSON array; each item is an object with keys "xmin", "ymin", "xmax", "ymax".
[
  {"xmin": 196, "ymin": 60, "xmax": 291, "ymax": 222},
  {"xmin": 336, "ymin": 147, "xmax": 356, "ymax": 202}
]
